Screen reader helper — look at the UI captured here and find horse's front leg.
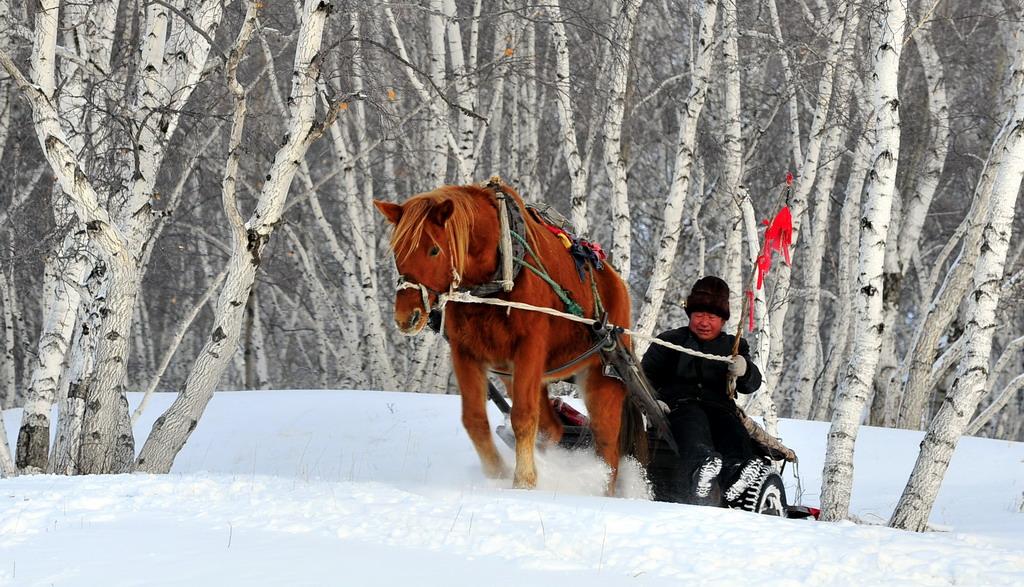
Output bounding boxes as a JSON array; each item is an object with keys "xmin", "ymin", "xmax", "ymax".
[
  {"xmin": 510, "ymin": 344, "xmax": 546, "ymax": 489},
  {"xmin": 451, "ymin": 348, "xmax": 509, "ymax": 479}
]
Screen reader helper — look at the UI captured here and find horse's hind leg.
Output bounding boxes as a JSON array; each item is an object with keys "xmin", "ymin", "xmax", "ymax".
[
  {"xmin": 451, "ymin": 349, "xmax": 508, "ymax": 479},
  {"xmin": 537, "ymin": 383, "xmax": 564, "ymax": 447},
  {"xmin": 581, "ymin": 365, "xmax": 626, "ymax": 495}
]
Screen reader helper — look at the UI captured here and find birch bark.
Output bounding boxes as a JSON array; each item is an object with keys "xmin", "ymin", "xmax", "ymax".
[
  {"xmin": 443, "ymin": 0, "xmax": 476, "ymax": 182},
  {"xmin": 603, "ymin": 0, "xmax": 643, "ymax": 280},
  {"xmin": 720, "ymin": 0, "xmax": 744, "ymax": 333},
  {"xmin": 812, "ymin": 118, "xmax": 873, "ymax": 422},
  {"xmin": 0, "ymin": 268, "xmax": 16, "ymax": 408},
  {"xmin": 1, "ymin": 0, "xmax": 143, "ymax": 474},
  {"xmin": 966, "ymin": 335, "xmax": 1024, "ymax": 435},
  {"xmin": 548, "ymin": 0, "xmax": 588, "ymax": 233},
  {"xmin": 428, "ymin": 0, "xmax": 448, "ymax": 184},
  {"xmin": 821, "ymin": 0, "xmax": 905, "ymax": 521}
]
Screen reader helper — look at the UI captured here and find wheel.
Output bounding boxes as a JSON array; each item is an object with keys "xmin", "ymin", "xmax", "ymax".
[{"xmin": 740, "ymin": 472, "xmax": 787, "ymax": 516}]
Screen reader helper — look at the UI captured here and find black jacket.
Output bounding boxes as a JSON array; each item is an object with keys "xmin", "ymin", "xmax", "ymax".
[{"xmin": 640, "ymin": 327, "xmax": 761, "ymax": 410}]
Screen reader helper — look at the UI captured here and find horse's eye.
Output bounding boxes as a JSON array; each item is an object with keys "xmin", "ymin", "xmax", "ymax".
[{"xmin": 428, "ymin": 245, "xmax": 441, "ymax": 257}]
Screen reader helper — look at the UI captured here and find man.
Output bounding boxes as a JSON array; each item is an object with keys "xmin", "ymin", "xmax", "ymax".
[{"xmin": 641, "ymin": 276, "xmax": 767, "ymax": 504}]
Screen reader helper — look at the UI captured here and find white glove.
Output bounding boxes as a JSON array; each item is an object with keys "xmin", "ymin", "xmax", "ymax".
[
  {"xmin": 656, "ymin": 399, "xmax": 671, "ymax": 414},
  {"xmin": 728, "ymin": 355, "xmax": 747, "ymax": 378}
]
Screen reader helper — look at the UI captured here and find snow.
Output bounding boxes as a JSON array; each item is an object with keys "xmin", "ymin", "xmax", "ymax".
[{"xmin": 2, "ymin": 389, "xmax": 1023, "ymax": 586}]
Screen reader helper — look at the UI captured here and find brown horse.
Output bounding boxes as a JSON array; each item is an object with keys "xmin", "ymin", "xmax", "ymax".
[{"xmin": 374, "ymin": 181, "xmax": 639, "ymax": 493}]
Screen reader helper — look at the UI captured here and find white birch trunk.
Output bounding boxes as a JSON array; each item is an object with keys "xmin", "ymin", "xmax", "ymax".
[
  {"xmin": 720, "ymin": 0, "xmax": 744, "ymax": 334},
  {"xmin": 382, "ymin": 4, "xmax": 463, "ymax": 185},
  {"xmin": 1, "ymin": 0, "xmax": 141, "ymax": 474},
  {"xmin": 515, "ymin": 18, "xmax": 540, "ymax": 197},
  {"xmin": 634, "ymin": 0, "xmax": 718, "ymax": 352},
  {"xmin": 812, "ymin": 120, "xmax": 873, "ymax": 422},
  {"xmin": 603, "ymin": 0, "xmax": 643, "ymax": 280},
  {"xmin": 767, "ymin": 0, "xmax": 803, "ymax": 168},
  {"xmin": 37, "ymin": 232, "xmax": 90, "ymax": 475},
  {"xmin": 898, "ymin": 24, "xmax": 950, "ymax": 276},
  {"xmin": 548, "ymin": 0, "xmax": 589, "ymax": 233},
  {"xmin": 820, "ymin": 0, "xmax": 905, "ymax": 521},
  {"xmin": 428, "ymin": 0, "xmax": 448, "ymax": 184},
  {"xmin": 480, "ymin": 3, "xmax": 511, "ymax": 174},
  {"xmin": 137, "ymin": 0, "xmax": 331, "ymax": 473},
  {"xmin": 443, "ymin": 0, "xmax": 476, "ymax": 182},
  {"xmin": 791, "ymin": 125, "xmax": 844, "ymax": 419},
  {"xmin": 890, "ymin": 49, "xmax": 1024, "ymax": 529},
  {"xmin": 320, "ymin": 123, "xmax": 391, "ymax": 389},
  {"xmin": 0, "ymin": 411, "xmax": 12, "ymax": 477},
  {"xmin": 871, "ymin": 23, "xmax": 952, "ymax": 427},
  {"xmin": 738, "ymin": 191, "xmax": 773, "ymax": 432},
  {"xmin": 132, "ymin": 268, "xmax": 228, "ymax": 424},
  {"xmin": 895, "ymin": 145, "xmax": 1001, "ymax": 430},
  {"xmin": 0, "ymin": 269, "xmax": 16, "ymax": 408}
]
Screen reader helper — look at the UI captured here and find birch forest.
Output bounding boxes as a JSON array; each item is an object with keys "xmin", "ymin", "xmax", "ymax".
[{"xmin": 0, "ymin": 0, "xmax": 1022, "ymax": 531}]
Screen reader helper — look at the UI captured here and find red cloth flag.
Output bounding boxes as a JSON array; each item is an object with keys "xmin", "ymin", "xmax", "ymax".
[{"xmin": 755, "ymin": 206, "xmax": 793, "ymax": 289}]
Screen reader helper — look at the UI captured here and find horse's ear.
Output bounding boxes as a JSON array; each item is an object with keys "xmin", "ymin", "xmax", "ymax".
[
  {"xmin": 374, "ymin": 199, "xmax": 403, "ymax": 225},
  {"xmin": 429, "ymin": 200, "xmax": 455, "ymax": 226}
]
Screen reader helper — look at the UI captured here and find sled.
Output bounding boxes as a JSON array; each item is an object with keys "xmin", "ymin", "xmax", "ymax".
[{"xmin": 487, "ymin": 332, "xmax": 816, "ymax": 520}]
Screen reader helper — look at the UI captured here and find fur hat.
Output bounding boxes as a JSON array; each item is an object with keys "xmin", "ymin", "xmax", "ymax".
[{"xmin": 685, "ymin": 276, "xmax": 730, "ymax": 321}]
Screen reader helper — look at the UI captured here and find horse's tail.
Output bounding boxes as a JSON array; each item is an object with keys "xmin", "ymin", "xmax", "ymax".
[{"xmin": 619, "ymin": 398, "xmax": 649, "ymax": 466}]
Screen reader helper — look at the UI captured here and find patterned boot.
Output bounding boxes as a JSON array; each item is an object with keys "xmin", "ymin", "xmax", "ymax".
[
  {"xmin": 724, "ymin": 457, "xmax": 769, "ymax": 503},
  {"xmin": 693, "ymin": 455, "xmax": 723, "ymax": 498}
]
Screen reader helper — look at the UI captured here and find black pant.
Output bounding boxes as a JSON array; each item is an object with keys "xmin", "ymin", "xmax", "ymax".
[{"xmin": 668, "ymin": 401, "xmax": 757, "ymax": 500}]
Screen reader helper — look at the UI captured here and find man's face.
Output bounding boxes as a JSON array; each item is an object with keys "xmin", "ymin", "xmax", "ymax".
[{"xmin": 688, "ymin": 311, "xmax": 724, "ymax": 342}]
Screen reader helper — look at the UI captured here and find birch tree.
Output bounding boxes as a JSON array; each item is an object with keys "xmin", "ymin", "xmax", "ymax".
[
  {"xmin": 871, "ymin": 18, "xmax": 952, "ymax": 426},
  {"xmin": 137, "ymin": 0, "xmax": 335, "ymax": 473},
  {"xmin": 719, "ymin": 0, "xmax": 744, "ymax": 333},
  {"xmin": 1, "ymin": 0, "xmax": 143, "ymax": 474},
  {"xmin": 889, "ymin": 18, "xmax": 1024, "ymax": 530},
  {"xmin": 548, "ymin": 0, "xmax": 589, "ymax": 233},
  {"xmin": 820, "ymin": 0, "xmax": 906, "ymax": 521},
  {"xmin": 602, "ymin": 0, "xmax": 643, "ymax": 280}
]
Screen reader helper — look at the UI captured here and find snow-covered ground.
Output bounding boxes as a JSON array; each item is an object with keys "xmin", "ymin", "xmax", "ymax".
[{"xmin": 2, "ymin": 389, "xmax": 1022, "ymax": 586}]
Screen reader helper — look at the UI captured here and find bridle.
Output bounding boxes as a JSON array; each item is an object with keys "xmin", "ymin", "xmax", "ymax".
[{"xmin": 396, "ymin": 265, "xmax": 462, "ymax": 317}]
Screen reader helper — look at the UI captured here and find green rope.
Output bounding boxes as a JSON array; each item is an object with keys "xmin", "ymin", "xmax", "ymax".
[
  {"xmin": 515, "ymin": 256, "xmax": 584, "ymax": 316},
  {"xmin": 509, "ymin": 230, "xmax": 586, "ymax": 315}
]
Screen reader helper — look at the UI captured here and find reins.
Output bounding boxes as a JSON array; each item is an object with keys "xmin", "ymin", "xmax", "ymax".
[{"xmin": 438, "ymin": 289, "xmax": 735, "ymax": 365}]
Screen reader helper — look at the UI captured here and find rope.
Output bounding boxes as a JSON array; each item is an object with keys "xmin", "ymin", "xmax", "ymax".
[{"xmin": 439, "ymin": 290, "xmax": 735, "ymax": 364}]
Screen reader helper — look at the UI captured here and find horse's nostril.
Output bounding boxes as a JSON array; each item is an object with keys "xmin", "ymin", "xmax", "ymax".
[{"xmin": 410, "ymin": 309, "xmax": 421, "ymax": 326}]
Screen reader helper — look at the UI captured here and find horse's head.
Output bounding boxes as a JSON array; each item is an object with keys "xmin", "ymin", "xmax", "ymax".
[{"xmin": 374, "ymin": 190, "xmax": 476, "ymax": 335}]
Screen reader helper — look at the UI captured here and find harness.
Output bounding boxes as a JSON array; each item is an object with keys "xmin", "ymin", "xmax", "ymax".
[{"xmin": 468, "ymin": 178, "xmax": 527, "ymax": 297}]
